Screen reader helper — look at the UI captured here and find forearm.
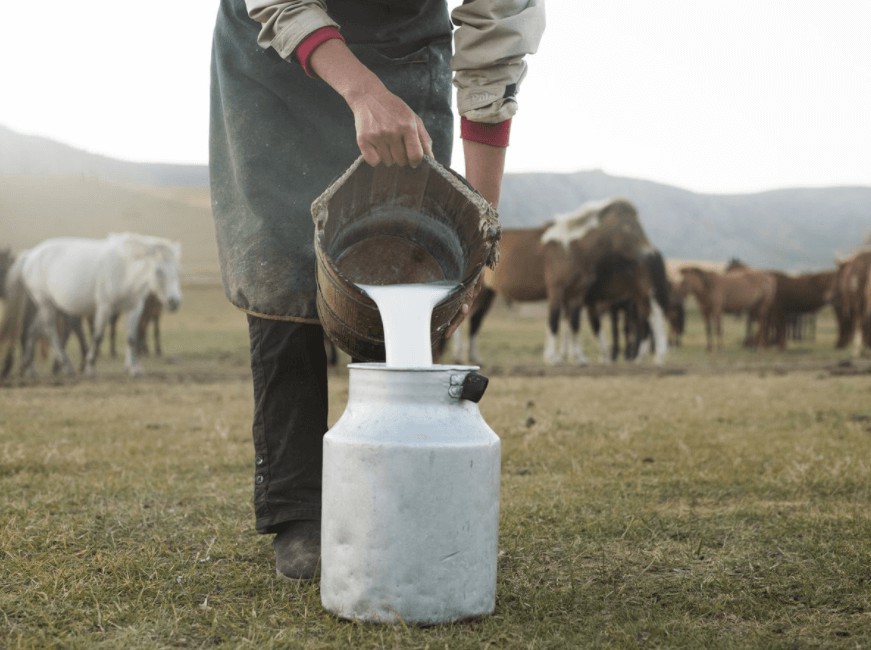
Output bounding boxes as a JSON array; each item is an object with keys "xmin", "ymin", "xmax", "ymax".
[
  {"xmin": 462, "ymin": 140, "xmax": 506, "ymax": 209},
  {"xmin": 307, "ymin": 38, "xmax": 383, "ymax": 106},
  {"xmin": 307, "ymin": 37, "xmax": 432, "ymax": 166}
]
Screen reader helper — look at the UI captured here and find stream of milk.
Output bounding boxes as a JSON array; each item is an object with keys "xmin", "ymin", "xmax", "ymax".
[{"xmin": 357, "ymin": 281, "xmax": 458, "ymax": 367}]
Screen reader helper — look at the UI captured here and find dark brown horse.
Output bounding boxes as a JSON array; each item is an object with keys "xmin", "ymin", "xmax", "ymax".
[
  {"xmin": 678, "ymin": 266, "xmax": 776, "ymax": 351},
  {"xmin": 766, "ymin": 270, "xmax": 836, "ymax": 349},
  {"xmin": 584, "ymin": 256, "xmax": 670, "ymax": 363}
]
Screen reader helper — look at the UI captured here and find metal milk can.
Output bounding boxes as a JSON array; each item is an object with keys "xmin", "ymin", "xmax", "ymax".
[{"xmin": 320, "ymin": 362, "xmax": 500, "ymax": 624}]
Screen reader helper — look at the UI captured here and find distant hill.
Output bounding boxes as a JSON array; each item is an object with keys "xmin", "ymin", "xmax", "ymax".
[
  {"xmin": 2, "ymin": 125, "xmax": 869, "ymax": 274},
  {"xmin": 498, "ymin": 172, "xmax": 871, "ymax": 272},
  {"xmin": 1, "ymin": 176, "xmax": 218, "ymax": 282},
  {"xmin": 0, "ymin": 125, "xmax": 208, "ymax": 186}
]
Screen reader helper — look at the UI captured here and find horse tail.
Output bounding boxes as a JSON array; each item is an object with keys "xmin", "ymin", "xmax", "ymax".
[
  {"xmin": 645, "ymin": 248, "xmax": 670, "ymax": 311},
  {"xmin": 0, "ymin": 255, "xmax": 29, "ymax": 378}
]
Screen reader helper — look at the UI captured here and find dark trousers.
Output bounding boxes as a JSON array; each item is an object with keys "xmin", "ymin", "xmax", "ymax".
[{"xmin": 248, "ymin": 315, "xmax": 328, "ymax": 534}]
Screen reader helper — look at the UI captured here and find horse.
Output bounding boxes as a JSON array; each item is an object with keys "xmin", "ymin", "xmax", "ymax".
[
  {"xmin": 450, "ymin": 224, "xmax": 551, "ymax": 364},
  {"xmin": 765, "ymin": 270, "xmax": 836, "ymax": 349},
  {"xmin": 540, "ymin": 199, "xmax": 669, "ymax": 365},
  {"xmin": 831, "ymin": 249, "xmax": 871, "ymax": 354},
  {"xmin": 585, "ymin": 260, "xmax": 669, "ymax": 363},
  {"xmin": 0, "ymin": 233, "xmax": 182, "ymax": 378},
  {"xmin": 678, "ymin": 265, "xmax": 776, "ymax": 351}
]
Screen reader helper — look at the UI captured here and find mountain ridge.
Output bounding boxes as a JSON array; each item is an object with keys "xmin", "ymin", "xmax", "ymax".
[{"xmin": 2, "ymin": 125, "xmax": 868, "ymax": 273}]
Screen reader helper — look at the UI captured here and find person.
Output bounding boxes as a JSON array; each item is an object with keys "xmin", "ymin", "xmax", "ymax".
[{"xmin": 209, "ymin": 0, "xmax": 545, "ymax": 580}]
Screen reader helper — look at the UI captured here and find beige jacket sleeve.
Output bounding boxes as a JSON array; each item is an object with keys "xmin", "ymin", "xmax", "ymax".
[
  {"xmin": 244, "ymin": 0, "xmax": 545, "ymax": 124},
  {"xmin": 244, "ymin": 0, "xmax": 338, "ymax": 60},
  {"xmin": 451, "ymin": 0, "xmax": 545, "ymax": 123}
]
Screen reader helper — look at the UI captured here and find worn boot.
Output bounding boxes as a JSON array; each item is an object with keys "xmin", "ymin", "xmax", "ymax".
[{"xmin": 273, "ymin": 520, "xmax": 321, "ymax": 580}]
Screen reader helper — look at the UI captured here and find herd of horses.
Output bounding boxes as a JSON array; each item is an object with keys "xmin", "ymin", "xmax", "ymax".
[
  {"xmin": 1, "ymin": 199, "xmax": 870, "ymax": 380},
  {"xmin": 0, "ymin": 233, "xmax": 182, "ymax": 378},
  {"xmin": 448, "ymin": 198, "xmax": 871, "ymax": 366}
]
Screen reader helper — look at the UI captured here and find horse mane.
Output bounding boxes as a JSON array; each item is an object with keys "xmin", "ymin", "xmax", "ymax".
[
  {"xmin": 540, "ymin": 198, "xmax": 618, "ymax": 248},
  {"xmin": 109, "ymin": 232, "xmax": 182, "ymax": 261}
]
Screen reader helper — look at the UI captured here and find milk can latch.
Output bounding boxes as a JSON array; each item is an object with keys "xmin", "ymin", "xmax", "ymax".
[{"xmin": 449, "ymin": 371, "xmax": 489, "ymax": 403}]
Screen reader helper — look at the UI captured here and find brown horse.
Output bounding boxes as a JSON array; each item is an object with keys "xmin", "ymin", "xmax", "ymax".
[
  {"xmin": 678, "ymin": 266, "xmax": 776, "ymax": 351},
  {"xmin": 832, "ymin": 249, "xmax": 871, "ymax": 354},
  {"xmin": 766, "ymin": 270, "xmax": 836, "ymax": 349},
  {"xmin": 540, "ymin": 199, "xmax": 669, "ymax": 365},
  {"xmin": 450, "ymin": 224, "xmax": 550, "ymax": 364}
]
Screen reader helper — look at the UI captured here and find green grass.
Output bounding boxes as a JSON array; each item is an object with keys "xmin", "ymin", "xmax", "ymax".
[{"xmin": 2, "ymin": 285, "xmax": 870, "ymax": 648}]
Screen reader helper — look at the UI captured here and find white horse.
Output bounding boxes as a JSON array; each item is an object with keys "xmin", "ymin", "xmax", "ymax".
[{"xmin": 0, "ymin": 233, "xmax": 182, "ymax": 378}]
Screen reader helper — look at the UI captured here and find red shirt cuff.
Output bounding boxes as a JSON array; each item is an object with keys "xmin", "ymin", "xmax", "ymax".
[
  {"xmin": 294, "ymin": 27, "xmax": 344, "ymax": 78},
  {"xmin": 460, "ymin": 117, "xmax": 512, "ymax": 147}
]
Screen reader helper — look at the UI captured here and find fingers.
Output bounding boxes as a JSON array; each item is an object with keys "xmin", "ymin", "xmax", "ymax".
[
  {"xmin": 355, "ymin": 100, "xmax": 432, "ymax": 168},
  {"xmin": 416, "ymin": 116, "xmax": 434, "ymax": 160}
]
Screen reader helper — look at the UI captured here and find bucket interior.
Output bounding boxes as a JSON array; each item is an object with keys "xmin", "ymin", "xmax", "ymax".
[
  {"xmin": 311, "ymin": 157, "xmax": 500, "ymax": 360},
  {"xmin": 326, "ymin": 205, "xmax": 465, "ymax": 286}
]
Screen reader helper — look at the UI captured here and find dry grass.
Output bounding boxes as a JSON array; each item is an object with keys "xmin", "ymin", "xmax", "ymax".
[{"xmin": 2, "ymin": 284, "xmax": 871, "ymax": 648}]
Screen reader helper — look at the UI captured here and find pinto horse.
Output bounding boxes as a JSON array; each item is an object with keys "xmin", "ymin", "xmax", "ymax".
[
  {"xmin": 0, "ymin": 233, "xmax": 182, "ymax": 378},
  {"xmin": 678, "ymin": 266, "xmax": 776, "ymax": 351},
  {"xmin": 540, "ymin": 199, "xmax": 669, "ymax": 365}
]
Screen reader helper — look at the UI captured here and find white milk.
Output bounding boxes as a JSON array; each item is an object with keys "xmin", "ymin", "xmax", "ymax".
[{"xmin": 357, "ymin": 281, "xmax": 457, "ymax": 367}]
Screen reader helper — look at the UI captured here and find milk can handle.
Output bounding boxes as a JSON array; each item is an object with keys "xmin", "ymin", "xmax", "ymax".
[{"xmin": 449, "ymin": 371, "xmax": 489, "ymax": 403}]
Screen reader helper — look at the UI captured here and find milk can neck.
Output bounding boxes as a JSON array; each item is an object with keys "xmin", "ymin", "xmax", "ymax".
[{"xmin": 346, "ymin": 363, "xmax": 479, "ymax": 405}]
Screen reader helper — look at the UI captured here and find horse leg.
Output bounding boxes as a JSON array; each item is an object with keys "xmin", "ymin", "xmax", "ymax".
[
  {"xmin": 125, "ymin": 301, "xmax": 147, "ymax": 376},
  {"xmin": 20, "ymin": 310, "xmax": 46, "ymax": 379},
  {"xmin": 466, "ymin": 287, "xmax": 495, "ymax": 365},
  {"xmin": 85, "ymin": 307, "xmax": 110, "ymax": 377},
  {"xmin": 108, "ymin": 312, "xmax": 119, "ymax": 358},
  {"xmin": 624, "ymin": 303, "xmax": 638, "ymax": 361},
  {"xmin": 587, "ymin": 306, "xmax": 608, "ymax": 364},
  {"xmin": 647, "ymin": 297, "xmax": 668, "ymax": 365},
  {"xmin": 153, "ymin": 313, "xmax": 162, "ymax": 357},
  {"xmin": 567, "ymin": 304, "xmax": 588, "ymax": 365},
  {"xmin": 71, "ymin": 317, "xmax": 88, "ymax": 373},
  {"xmin": 136, "ymin": 310, "xmax": 150, "ymax": 356},
  {"xmin": 52, "ymin": 315, "xmax": 70, "ymax": 375},
  {"xmin": 40, "ymin": 305, "xmax": 75, "ymax": 376},
  {"xmin": 612, "ymin": 305, "xmax": 624, "ymax": 361},
  {"xmin": 543, "ymin": 301, "xmax": 562, "ymax": 365}
]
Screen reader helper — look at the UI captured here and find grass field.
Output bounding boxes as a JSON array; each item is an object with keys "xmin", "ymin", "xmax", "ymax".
[{"xmin": 2, "ymin": 284, "xmax": 870, "ymax": 649}]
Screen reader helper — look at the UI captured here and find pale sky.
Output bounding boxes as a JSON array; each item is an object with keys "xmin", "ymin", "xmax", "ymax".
[{"xmin": 1, "ymin": 1, "xmax": 869, "ymax": 194}]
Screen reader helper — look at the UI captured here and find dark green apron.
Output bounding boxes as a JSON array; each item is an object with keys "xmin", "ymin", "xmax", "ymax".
[{"xmin": 210, "ymin": 0, "xmax": 454, "ymax": 321}]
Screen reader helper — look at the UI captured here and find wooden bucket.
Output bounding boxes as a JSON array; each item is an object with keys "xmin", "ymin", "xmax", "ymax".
[{"xmin": 312, "ymin": 156, "xmax": 500, "ymax": 361}]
